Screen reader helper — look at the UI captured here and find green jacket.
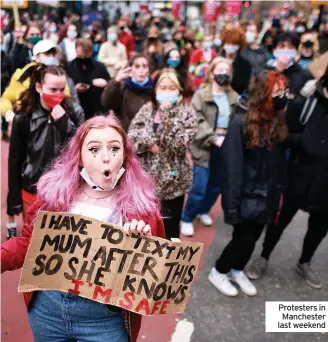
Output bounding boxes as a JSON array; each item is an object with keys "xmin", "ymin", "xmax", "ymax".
[{"xmin": 190, "ymin": 84, "xmax": 238, "ymax": 168}]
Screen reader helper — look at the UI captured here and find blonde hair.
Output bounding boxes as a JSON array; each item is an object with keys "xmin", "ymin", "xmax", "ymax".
[
  {"xmin": 156, "ymin": 69, "xmax": 183, "ymax": 92},
  {"xmin": 203, "ymin": 57, "xmax": 232, "ymax": 88},
  {"xmin": 155, "ymin": 69, "xmax": 183, "ymax": 104}
]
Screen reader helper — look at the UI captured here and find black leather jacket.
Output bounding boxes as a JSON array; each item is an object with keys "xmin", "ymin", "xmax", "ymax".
[{"xmin": 7, "ymin": 101, "xmax": 85, "ymax": 215}]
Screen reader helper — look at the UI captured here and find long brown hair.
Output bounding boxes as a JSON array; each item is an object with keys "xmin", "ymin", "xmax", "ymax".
[
  {"xmin": 18, "ymin": 65, "xmax": 68, "ymax": 117},
  {"xmin": 144, "ymin": 25, "xmax": 163, "ymax": 55},
  {"xmin": 244, "ymin": 71, "xmax": 288, "ymax": 149}
]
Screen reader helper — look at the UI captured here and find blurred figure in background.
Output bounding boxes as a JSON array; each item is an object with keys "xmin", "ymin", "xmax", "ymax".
[
  {"xmin": 240, "ymin": 21, "xmax": 270, "ymax": 81},
  {"xmin": 43, "ymin": 21, "xmax": 59, "ymax": 44},
  {"xmin": 296, "ymin": 31, "xmax": 318, "ymax": 70},
  {"xmin": 1, "ymin": 39, "xmax": 64, "ymax": 125},
  {"xmin": 222, "ymin": 26, "xmax": 250, "ymax": 95},
  {"xmin": 181, "ymin": 57, "xmax": 238, "ymax": 237},
  {"xmin": 12, "ymin": 24, "xmax": 42, "ymax": 70},
  {"xmin": 267, "ymin": 32, "xmax": 313, "ymax": 96},
  {"xmin": 1, "ymin": 30, "xmax": 13, "ymax": 142},
  {"xmin": 153, "ymin": 48, "xmax": 194, "ymax": 99},
  {"xmin": 144, "ymin": 25, "xmax": 163, "ymax": 71},
  {"xmin": 98, "ymin": 26, "xmax": 128, "ymax": 79},
  {"xmin": 189, "ymin": 33, "xmax": 217, "ymax": 89},
  {"xmin": 101, "ymin": 54, "xmax": 152, "ymax": 130},
  {"xmin": 67, "ymin": 38, "xmax": 110, "ymax": 120},
  {"xmin": 117, "ymin": 17, "xmax": 135, "ymax": 60},
  {"xmin": 59, "ymin": 23, "xmax": 78, "ymax": 62}
]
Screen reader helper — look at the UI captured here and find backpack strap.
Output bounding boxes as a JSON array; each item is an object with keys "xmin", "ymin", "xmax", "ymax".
[{"xmin": 299, "ymin": 96, "xmax": 317, "ymax": 125}]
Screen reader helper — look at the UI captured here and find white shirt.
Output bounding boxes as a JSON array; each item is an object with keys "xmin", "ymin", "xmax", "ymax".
[
  {"xmin": 69, "ymin": 201, "xmax": 123, "ymax": 226},
  {"xmin": 63, "ymin": 38, "xmax": 77, "ymax": 62}
]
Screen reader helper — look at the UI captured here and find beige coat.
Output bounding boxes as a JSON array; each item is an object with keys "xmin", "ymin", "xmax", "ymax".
[
  {"xmin": 98, "ymin": 41, "xmax": 128, "ymax": 78},
  {"xmin": 190, "ymin": 84, "xmax": 238, "ymax": 168}
]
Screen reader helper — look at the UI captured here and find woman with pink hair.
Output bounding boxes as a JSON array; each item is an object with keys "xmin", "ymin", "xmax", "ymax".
[{"xmin": 1, "ymin": 114, "xmax": 165, "ymax": 342}]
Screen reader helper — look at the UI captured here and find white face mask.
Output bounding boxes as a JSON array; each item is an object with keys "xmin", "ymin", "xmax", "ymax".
[
  {"xmin": 223, "ymin": 44, "xmax": 239, "ymax": 55},
  {"xmin": 67, "ymin": 31, "xmax": 77, "ymax": 39},
  {"xmin": 246, "ymin": 31, "xmax": 256, "ymax": 44},
  {"xmin": 80, "ymin": 167, "xmax": 125, "ymax": 191}
]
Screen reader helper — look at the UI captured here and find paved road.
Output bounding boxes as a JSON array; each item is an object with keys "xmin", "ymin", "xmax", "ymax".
[
  {"xmin": 183, "ymin": 212, "xmax": 328, "ymax": 342},
  {"xmin": 2, "ymin": 138, "xmax": 327, "ymax": 342}
]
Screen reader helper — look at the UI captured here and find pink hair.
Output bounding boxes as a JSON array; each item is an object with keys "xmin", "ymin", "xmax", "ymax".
[{"xmin": 37, "ymin": 114, "xmax": 160, "ymax": 222}]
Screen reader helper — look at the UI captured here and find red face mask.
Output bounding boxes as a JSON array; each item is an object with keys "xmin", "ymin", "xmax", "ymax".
[{"xmin": 41, "ymin": 92, "xmax": 65, "ymax": 109}]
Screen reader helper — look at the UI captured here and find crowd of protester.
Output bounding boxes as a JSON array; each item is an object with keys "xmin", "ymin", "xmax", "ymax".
[{"xmin": 1, "ymin": 7, "xmax": 328, "ymax": 310}]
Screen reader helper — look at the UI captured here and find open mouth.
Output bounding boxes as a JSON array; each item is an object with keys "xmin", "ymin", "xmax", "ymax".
[{"xmin": 103, "ymin": 170, "xmax": 112, "ymax": 180}]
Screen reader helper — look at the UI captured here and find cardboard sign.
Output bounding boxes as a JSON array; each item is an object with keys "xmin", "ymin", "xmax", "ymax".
[{"xmin": 19, "ymin": 211, "xmax": 203, "ymax": 316}]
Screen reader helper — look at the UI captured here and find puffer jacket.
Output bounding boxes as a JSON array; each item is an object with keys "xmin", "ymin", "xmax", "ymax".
[
  {"xmin": 189, "ymin": 85, "xmax": 238, "ymax": 168},
  {"xmin": 221, "ymin": 113, "xmax": 287, "ymax": 225},
  {"xmin": 7, "ymin": 101, "xmax": 84, "ymax": 215},
  {"xmin": 285, "ymin": 78, "xmax": 328, "ymax": 213}
]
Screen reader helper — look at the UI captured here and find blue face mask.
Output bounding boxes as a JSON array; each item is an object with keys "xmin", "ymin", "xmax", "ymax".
[
  {"xmin": 156, "ymin": 92, "xmax": 179, "ymax": 105},
  {"xmin": 274, "ymin": 49, "xmax": 297, "ymax": 62},
  {"xmin": 214, "ymin": 39, "xmax": 222, "ymax": 47},
  {"xmin": 131, "ymin": 77, "xmax": 149, "ymax": 86},
  {"xmin": 203, "ymin": 41, "xmax": 213, "ymax": 50},
  {"xmin": 107, "ymin": 33, "xmax": 117, "ymax": 42},
  {"xmin": 40, "ymin": 56, "xmax": 59, "ymax": 66},
  {"xmin": 167, "ymin": 58, "xmax": 181, "ymax": 69}
]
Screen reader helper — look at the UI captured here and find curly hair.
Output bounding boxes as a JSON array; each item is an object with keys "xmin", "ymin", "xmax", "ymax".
[
  {"xmin": 244, "ymin": 71, "xmax": 288, "ymax": 149},
  {"xmin": 221, "ymin": 26, "xmax": 246, "ymax": 50}
]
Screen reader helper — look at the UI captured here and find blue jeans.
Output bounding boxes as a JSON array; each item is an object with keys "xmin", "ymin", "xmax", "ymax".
[
  {"xmin": 28, "ymin": 291, "xmax": 129, "ymax": 342},
  {"xmin": 181, "ymin": 146, "xmax": 221, "ymax": 223}
]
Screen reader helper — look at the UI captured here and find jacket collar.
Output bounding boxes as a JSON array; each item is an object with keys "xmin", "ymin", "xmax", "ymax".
[
  {"xmin": 31, "ymin": 104, "xmax": 50, "ymax": 120},
  {"xmin": 202, "ymin": 84, "xmax": 238, "ymax": 106}
]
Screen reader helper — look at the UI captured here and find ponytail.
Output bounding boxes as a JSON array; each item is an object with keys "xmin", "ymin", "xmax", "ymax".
[{"xmin": 18, "ymin": 65, "xmax": 67, "ymax": 117}]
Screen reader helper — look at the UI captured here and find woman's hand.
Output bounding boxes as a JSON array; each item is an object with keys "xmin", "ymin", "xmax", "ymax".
[
  {"xmin": 92, "ymin": 78, "xmax": 108, "ymax": 88},
  {"xmin": 115, "ymin": 66, "xmax": 132, "ymax": 82},
  {"xmin": 123, "ymin": 219, "xmax": 152, "ymax": 236},
  {"xmin": 51, "ymin": 105, "xmax": 66, "ymax": 121},
  {"xmin": 215, "ymin": 136, "xmax": 225, "ymax": 147}
]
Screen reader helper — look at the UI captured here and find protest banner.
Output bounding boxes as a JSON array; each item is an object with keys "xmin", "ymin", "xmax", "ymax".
[{"xmin": 19, "ymin": 211, "xmax": 203, "ymax": 316}]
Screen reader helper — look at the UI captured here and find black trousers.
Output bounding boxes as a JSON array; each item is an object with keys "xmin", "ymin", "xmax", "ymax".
[
  {"xmin": 261, "ymin": 196, "xmax": 328, "ymax": 264},
  {"xmin": 161, "ymin": 195, "xmax": 185, "ymax": 241},
  {"xmin": 216, "ymin": 220, "xmax": 266, "ymax": 274}
]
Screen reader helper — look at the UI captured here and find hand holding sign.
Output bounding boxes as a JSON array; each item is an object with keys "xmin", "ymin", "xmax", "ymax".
[
  {"xmin": 19, "ymin": 212, "xmax": 203, "ymax": 316},
  {"xmin": 123, "ymin": 219, "xmax": 151, "ymax": 236}
]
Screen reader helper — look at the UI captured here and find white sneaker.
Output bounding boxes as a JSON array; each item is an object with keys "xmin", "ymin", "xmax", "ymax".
[
  {"xmin": 180, "ymin": 221, "xmax": 194, "ymax": 237},
  {"xmin": 231, "ymin": 270, "xmax": 257, "ymax": 296},
  {"xmin": 197, "ymin": 214, "xmax": 213, "ymax": 226},
  {"xmin": 208, "ymin": 268, "xmax": 238, "ymax": 297}
]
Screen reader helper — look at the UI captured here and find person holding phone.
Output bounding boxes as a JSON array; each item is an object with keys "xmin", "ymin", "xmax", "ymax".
[
  {"xmin": 101, "ymin": 54, "xmax": 153, "ymax": 130},
  {"xmin": 67, "ymin": 38, "xmax": 110, "ymax": 120}
]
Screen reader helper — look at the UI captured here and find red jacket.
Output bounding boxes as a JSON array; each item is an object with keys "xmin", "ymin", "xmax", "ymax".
[
  {"xmin": 1, "ymin": 198, "xmax": 165, "ymax": 342},
  {"xmin": 118, "ymin": 31, "xmax": 135, "ymax": 60}
]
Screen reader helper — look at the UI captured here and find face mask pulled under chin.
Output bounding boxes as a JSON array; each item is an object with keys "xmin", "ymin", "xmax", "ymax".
[{"xmin": 80, "ymin": 167, "xmax": 125, "ymax": 192}]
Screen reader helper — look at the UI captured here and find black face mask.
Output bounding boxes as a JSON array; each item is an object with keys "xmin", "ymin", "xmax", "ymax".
[
  {"xmin": 214, "ymin": 74, "xmax": 230, "ymax": 86},
  {"xmin": 76, "ymin": 57, "xmax": 92, "ymax": 66},
  {"xmin": 273, "ymin": 94, "xmax": 288, "ymax": 111},
  {"xmin": 266, "ymin": 44, "xmax": 273, "ymax": 52},
  {"xmin": 148, "ymin": 36, "xmax": 158, "ymax": 43},
  {"xmin": 303, "ymin": 40, "xmax": 314, "ymax": 48}
]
